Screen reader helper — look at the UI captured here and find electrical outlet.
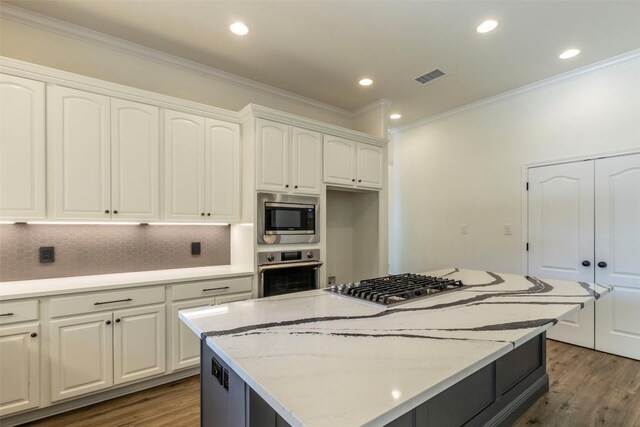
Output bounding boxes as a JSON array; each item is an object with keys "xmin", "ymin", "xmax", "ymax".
[
  {"xmin": 503, "ymin": 223, "xmax": 513, "ymax": 235},
  {"xmin": 328, "ymin": 276, "xmax": 336, "ymax": 285},
  {"xmin": 39, "ymin": 246, "xmax": 55, "ymax": 263},
  {"xmin": 461, "ymin": 224, "xmax": 469, "ymax": 235},
  {"xmin": 211, "ymin": 358, "xmax": 223, "ymax": 385},
  {"xmin": 191, "ymin": 242, "xmax": 201, "ymax": 255},
  {"xmin": 223, "ymin": 369, "xmax": 229, "ymax": 390}
]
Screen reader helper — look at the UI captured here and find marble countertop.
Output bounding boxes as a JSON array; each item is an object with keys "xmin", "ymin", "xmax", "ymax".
[
  {"xmin": 0, "ymin": 265, "xmax": 254, "ymax": 300},
  {"xmin": 180, "ymin": 268, "xmax": 612, "ymax": 427}
]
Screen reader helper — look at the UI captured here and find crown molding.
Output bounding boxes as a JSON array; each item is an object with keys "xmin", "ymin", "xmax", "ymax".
[
  {"xmin": 0, "ymin": 55, "xmax": 242, "ymax": 121},
  {"xmin": 0, "ymin": 3, "xmax": 356, "ymax": 117},
  {"xmin": 353, "ymin": 99, "xmax": 392, "ymax": 116},
  {"xmin": 390, "ymin": 48, "xmax": 640, "ymax": 134},
  {"xmin": 241, "ymin": 104, "xmax": 388, "ymax": 146}
]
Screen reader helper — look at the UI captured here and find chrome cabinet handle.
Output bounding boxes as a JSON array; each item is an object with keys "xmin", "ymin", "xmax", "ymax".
[
  {"xmin": 202, "ymin": 286, "xmax": 230, "ymax": 292},
  {"xmin": 94, "ymin": 298, "xmax": 132, "ymax": 305}
]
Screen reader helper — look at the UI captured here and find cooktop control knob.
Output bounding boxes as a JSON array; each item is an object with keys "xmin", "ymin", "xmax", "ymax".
[
  {"xmin": 307, "ymin": 251, "xmax": 313, "ymax": 259},
  {"xmin": 267, "ymin": 253, "xmax": 275, "ymax": 262}
]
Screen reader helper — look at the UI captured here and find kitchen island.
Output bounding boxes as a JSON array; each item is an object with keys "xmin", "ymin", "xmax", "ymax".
[{"xmin": 180, "ymin": 269, "xmax": 611, "ymax": 427}]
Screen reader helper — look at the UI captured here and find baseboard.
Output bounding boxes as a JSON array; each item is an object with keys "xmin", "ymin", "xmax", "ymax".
[
  {"xmin": 485, "ymin": 373, "xmax": 549, "ymax": 427},
  {"xmin": 1, "ymin": 368, "xmax": 199, "ymax": 427}
]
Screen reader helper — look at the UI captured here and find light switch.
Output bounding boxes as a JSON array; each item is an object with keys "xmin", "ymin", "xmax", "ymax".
[
  {"xmin": 461, "ymin": 224, "xmax": 469, "ymax": 235},
  {"xmin": 503, "ymin": 224, "xmax": 513, "ymax": 235}
]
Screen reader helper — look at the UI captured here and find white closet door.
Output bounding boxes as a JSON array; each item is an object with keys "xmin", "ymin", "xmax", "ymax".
[
  {"xmin": 0, "ymin": 74, "xmax": 45, "ymax": 220},
  {"xmin": 528, "ymin": 161, "xmax": 595, "ymax": 348},
  {"xmin": 49, "ymin": 86, "xmax": 111, "ymax": 219},
  {"xmin": 595, "ymin": 153, "xmax": 640, "ymax": 360},
  {"xmin": 164, "ymin": 109, "xmax": 205, "ymax": 221},
  {"xmin": 111, "ymin": 99, "xmax": 159, "ymax": 221},
  {"xmin": 205, "ymin": 118, "xmax": 240, "ymax": 222}
]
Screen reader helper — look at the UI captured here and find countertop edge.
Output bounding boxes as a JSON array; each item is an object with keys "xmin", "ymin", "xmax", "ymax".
[{"xmin": 0, "ymin": 267, "xmax": 255, "ymax": 300}]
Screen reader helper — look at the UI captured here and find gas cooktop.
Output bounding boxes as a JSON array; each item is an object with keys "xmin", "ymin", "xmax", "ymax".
[{"xmin": 326, "ymin": 273, "xmax": 465, "ymax": 307}]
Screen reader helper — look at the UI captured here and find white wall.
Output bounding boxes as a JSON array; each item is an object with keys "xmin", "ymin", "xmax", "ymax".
[
  {"xmin": 390, "ymin": 56, "xmax": 640, "ymax": 275},
  {"xmin": 0, "ymin": 16, "xmax": 354, "ymax": 128}
]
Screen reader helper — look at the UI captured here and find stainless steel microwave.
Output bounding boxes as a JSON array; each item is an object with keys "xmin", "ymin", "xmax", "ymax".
[{"xmin": 257, "ymin": 193, "xmax": 319, "ymax": 244}]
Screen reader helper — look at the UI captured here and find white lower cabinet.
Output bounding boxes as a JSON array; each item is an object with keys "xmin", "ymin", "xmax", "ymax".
[
  {"xmin": 171, "ymin": 297, "xmax": 217, "ymax": 371},
  {"xmin": 0, "ymin": 277, "xmax": 253, "ymax": 419},
  {"xmin": 113, "ymin": 305, "xmax": 166, "ymax": 385},
  {"xmin": 0, "ymin": 323, "xmax": 40, "ymax": 416},
  {"xmin": 49, "ymin": 312, "xmax": 114, "ymax": 402},
  {"xmin": 171, "ymin": 291, "xmax": 252, "ymax": 371},
  {"xmin": 50, "ymin": 304, "xmax": 166, "ymax": 402}
]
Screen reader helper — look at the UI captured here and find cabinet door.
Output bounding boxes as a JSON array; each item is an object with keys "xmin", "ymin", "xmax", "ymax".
[
  {"xmin": 111, "ymin": 98, "xmax": 160, "ymax": 221},
  {"xmin": 113, "ymin": 305, "xmax": 166, "ymax": 384},
  {"xmin": 205, "ymin": 119, "xmax": 240, "ymax": 222},
  {"xmin": 0, "ymin": 74, "xmax": 45, "ymax": 220},
  {"xmin": 50, "ymin": 312, "xmax": 113, "ymax": 401},
  {"xmin": 164, "ymin": 109, "xmax": 206, "ymax": 221},
  {"xmin": 171, "ymin": 297, "xmax": 216, "ymax": 371},
  {"xmin": 528, "ymin": 161, "xmax": 595, "ymax": 348},
  {"xmin": 595, "ymin": 153, "xmax": 640, "ymax": 360},
  {"xmin": 324, "ymin": 136, "xmax": 356, "ymax": 187},
  {"xmin": 292, "ymin": 127, "xmax": 322, "ymax": 195},
  {"xmin": 357, "ymin": 143, "xmax": 384, "ymax": 189},
  {"xmin": 49, "ymin": 86, "xmax": 111, "ymax": 219},
  {"xmin": 256, "ymin": 119, "xmax": 289, "ymax": 192},
  {"xmin": 0, "ymin": 323, "xmax": 39, "ymax": 416}
]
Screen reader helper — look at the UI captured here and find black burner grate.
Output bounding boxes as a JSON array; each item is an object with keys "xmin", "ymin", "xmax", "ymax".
[{"xmin": 327, "ymin": 273, "xmax": 464, "ymax": 306}]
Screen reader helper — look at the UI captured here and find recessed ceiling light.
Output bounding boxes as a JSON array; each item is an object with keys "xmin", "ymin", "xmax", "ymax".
[
  {"xmin": 390, "ymin": 113, "xmax": 402, "ymax": 120},
  {"xmin": 359, "ymin": 78, "xmax": 373, "ymax": 86},
  {"xmin": 559, "ymin": 48, "xmax": 580, "ymax": 59},
  {"xmin": 476, "ymin": 20, "xmax": 498, "ymax": 33},
  {"xmin": 230, "ymin": 22, "xmax": 249, "ymax": 36}
]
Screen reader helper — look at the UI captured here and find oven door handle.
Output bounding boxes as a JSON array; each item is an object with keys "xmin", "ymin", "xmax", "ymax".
[{"xmin": 258, "ymin": 261, "xmax": 323, "ymax": 272}]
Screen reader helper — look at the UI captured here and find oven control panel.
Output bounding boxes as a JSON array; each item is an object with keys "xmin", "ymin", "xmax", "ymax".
[{"xmin": 258, "ymin": 249, "xmax": 320, "ymax": 265}]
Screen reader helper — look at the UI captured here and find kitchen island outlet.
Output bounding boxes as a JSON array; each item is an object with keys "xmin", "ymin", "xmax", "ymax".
[{"xmin": 180, "ymin": 269, "xmax": 611, "ymax": 427}]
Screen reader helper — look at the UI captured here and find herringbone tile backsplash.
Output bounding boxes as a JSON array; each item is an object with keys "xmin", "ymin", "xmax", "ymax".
[{"xmin": 0, "ymin": 224, "xmax": 230, "ymax": 281}]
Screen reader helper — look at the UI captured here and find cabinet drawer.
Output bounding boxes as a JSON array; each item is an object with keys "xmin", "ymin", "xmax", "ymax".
[
  {"xmin": 0, "ymin": 300, "xmax": 39, "ymax": 325},
  {"xmin": 172, "ymin": 276, "xmax": 252, "ymax": 301},
  {"xmin": 50, "ymin": 286, "xmax": 165, "ymax": 318}
]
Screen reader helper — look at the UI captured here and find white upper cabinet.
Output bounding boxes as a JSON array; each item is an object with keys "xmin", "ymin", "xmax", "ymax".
[
  {"xmin": 49, "ymin": 86, "xmax": 111, "ymax": 219},
  {"xmin": 256, "ymin": 120, "xmax": 322, "ymax": 195},
  {"xmin": 324, "ymin": 136, "xmax": 356, "ymax": 186},
  {"xmin": 356, "ymin": 143, "xmax": 384, "ymax": 189},
  {"xmin": 324, "ymin": 136, "xmax": 384, "ymax": 190},
  {"xmin": 165, "ymin": 111, "xmax": 241, "ymax": 222},
  {"xmin": 205, "ymin": 119, "xmax": 241, "ymax": 221},
  {"xmin": 164, "ymin": 109, "xmax": 206, "ymax": 221},
  {"xmin": 0, "ymin": 74, "xmax": 46, "ymax": 220},
  {"xmin": 256, "ymin": 119, "xmax": 289, "ymax": 192},
  {"xmin": 111, "ymin": 99, "xmax": 160, "ymax": 221},
  {"xmin": 291, "ymin": 127, "xmax": 322, "ymax": 195}
]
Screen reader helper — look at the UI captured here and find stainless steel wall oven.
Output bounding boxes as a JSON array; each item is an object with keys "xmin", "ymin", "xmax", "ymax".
[{"xmin": 258, "ymin": 250, "xmax": 322, "ymax": 297}]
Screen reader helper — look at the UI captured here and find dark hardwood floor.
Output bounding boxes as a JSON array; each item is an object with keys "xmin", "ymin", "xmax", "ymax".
[{"xmin": 27, "ymin": 340, "xmax": 639, "ymax": 427}]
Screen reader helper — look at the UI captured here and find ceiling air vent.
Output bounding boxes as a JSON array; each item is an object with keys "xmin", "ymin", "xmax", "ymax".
[{"xmin": 414, "ymin": 69, "xmax": 445, "ymax": 85}]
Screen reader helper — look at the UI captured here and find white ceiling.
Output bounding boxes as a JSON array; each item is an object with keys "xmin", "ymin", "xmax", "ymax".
[{"xmin": 6, "ymin": 0, "xmax": 640, "ymax": 125}]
